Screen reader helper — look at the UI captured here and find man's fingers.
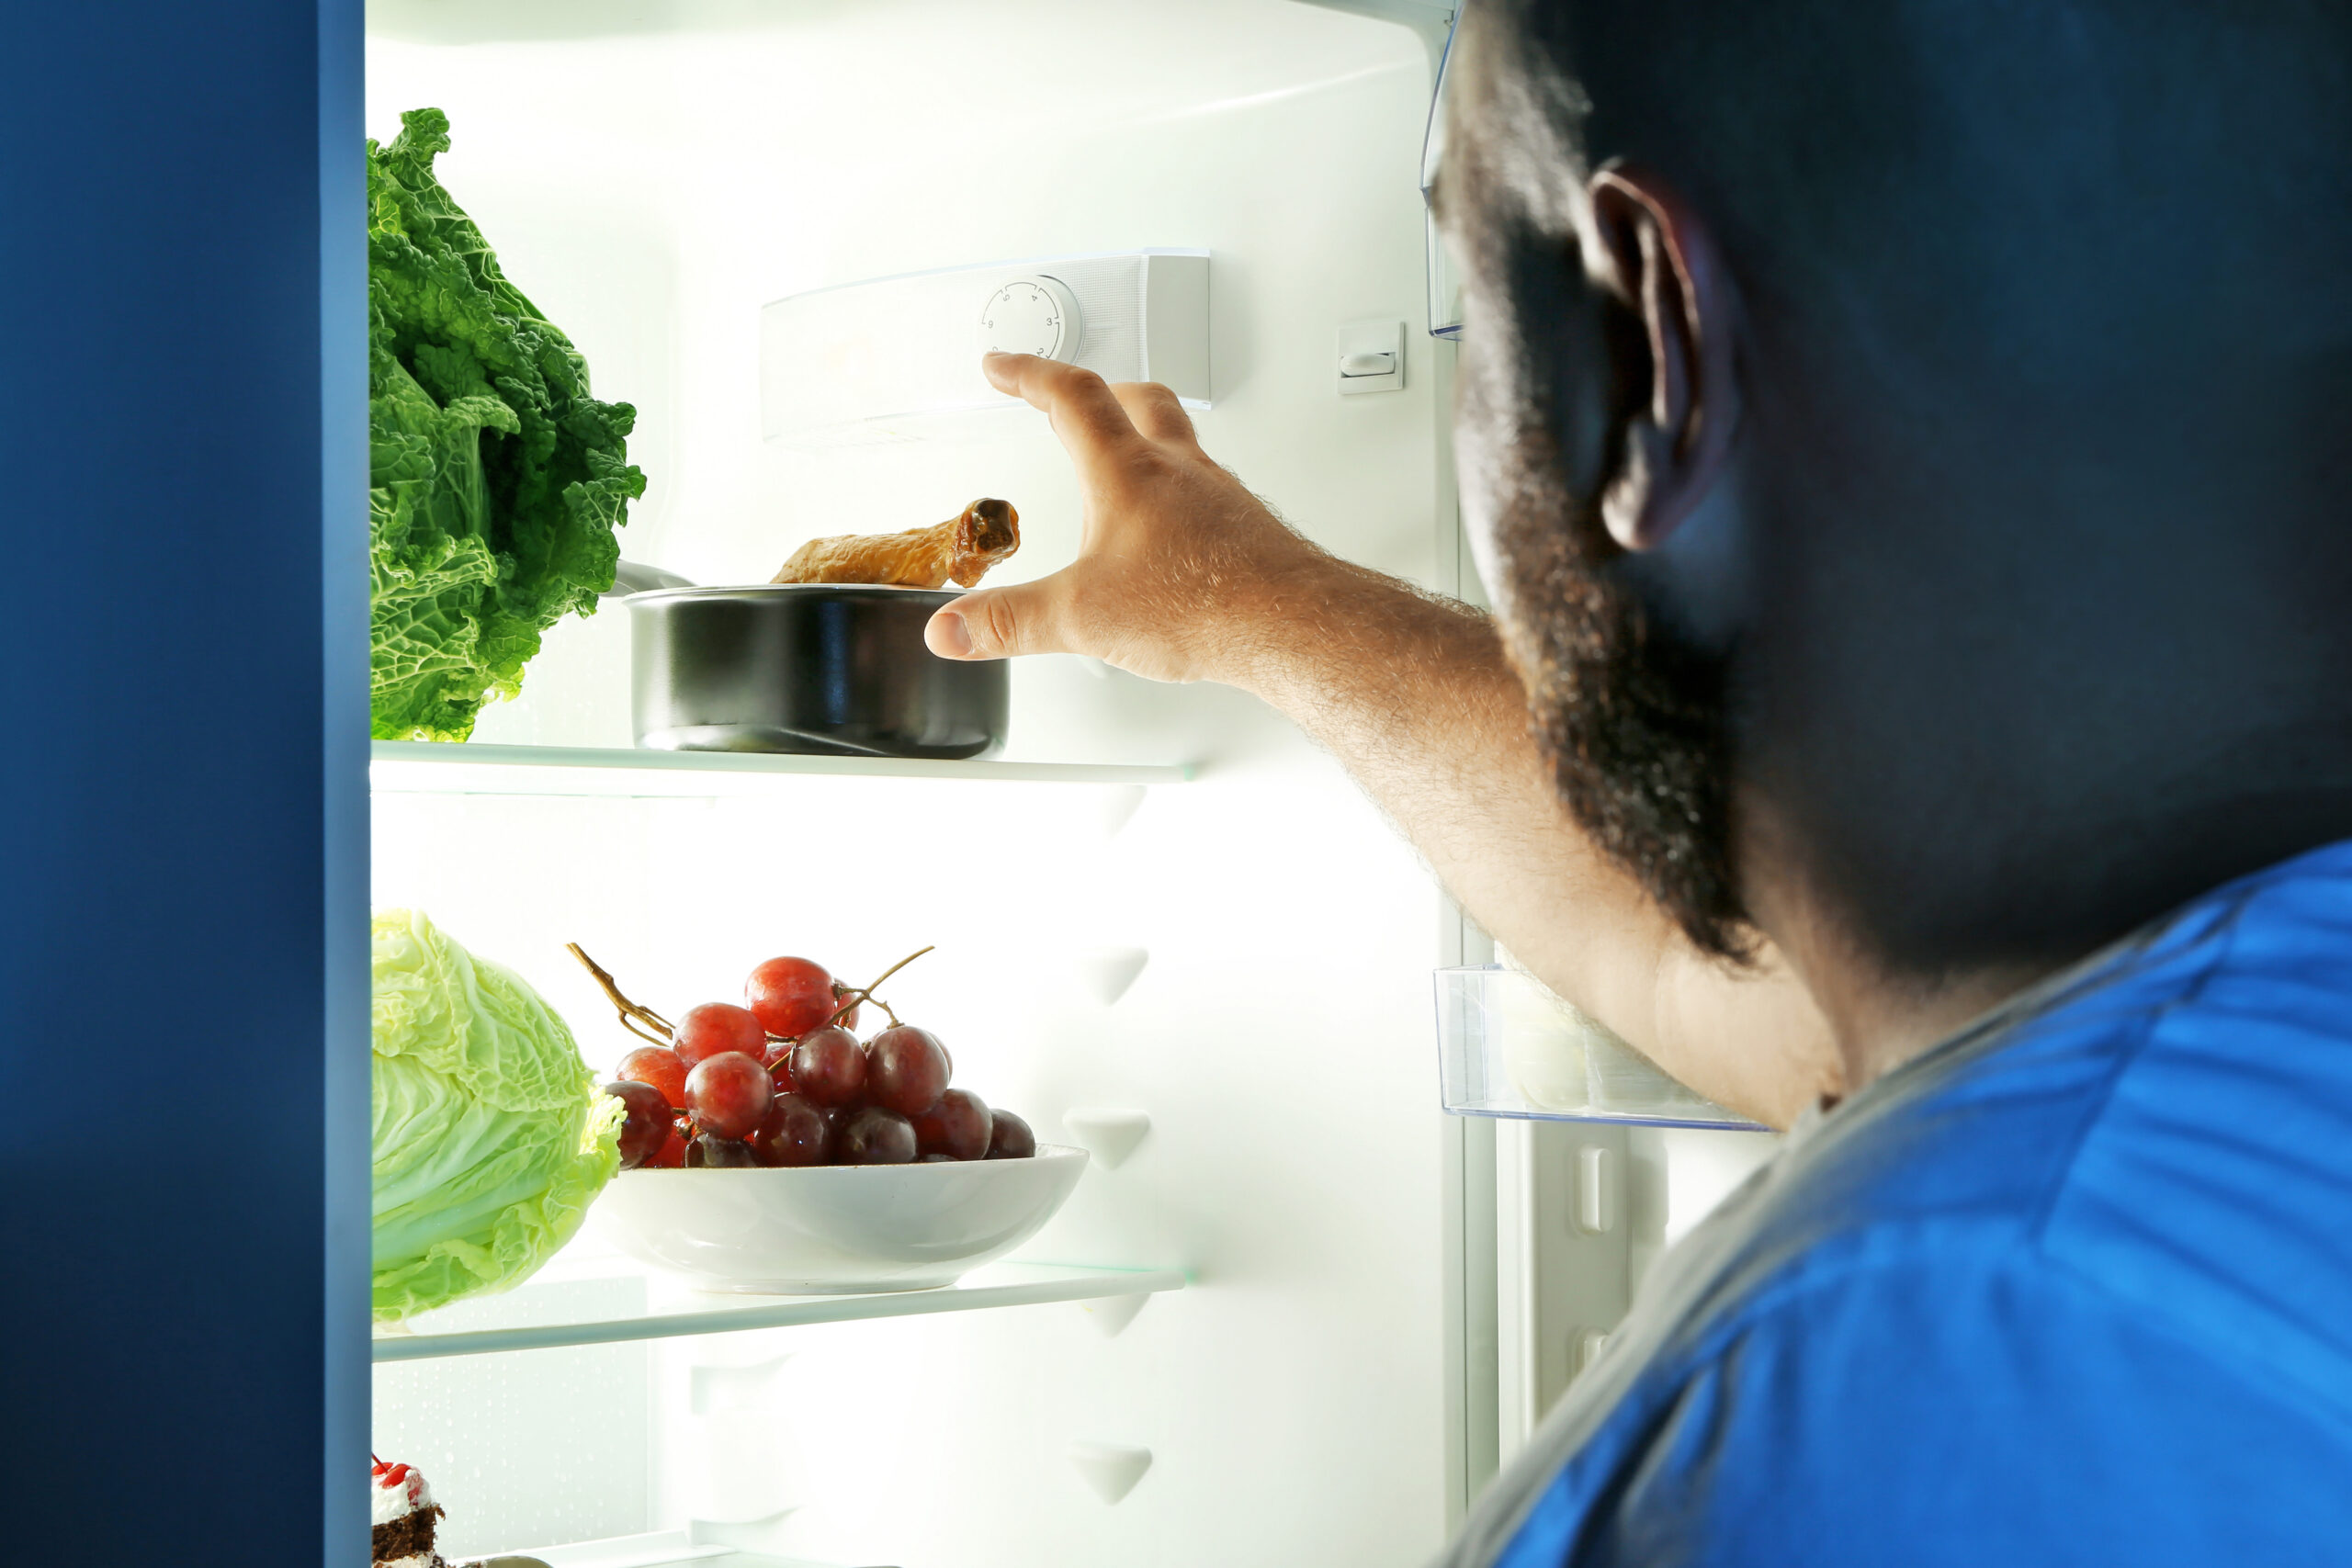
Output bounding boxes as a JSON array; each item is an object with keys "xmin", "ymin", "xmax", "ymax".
[
  {"xmin": 925, "ymin": 574, "xmax": 1073, "ymax": 661},
  {"xmin": 1110, "ymin": 381, "xmax": 1198, "ymax": 447},
  {"xmin": 982, "ymin": 353, "xmax": 1148, "ymax": 479}
]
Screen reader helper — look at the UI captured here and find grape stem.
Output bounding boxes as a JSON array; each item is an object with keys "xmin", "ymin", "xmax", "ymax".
[
  {"xmin": 565, "ymin": 942, "xmax": 675, "ymax": 1046},
  {"xmin": 813, "ymin": 944, "xmax": 934, "ymax": 1035}
]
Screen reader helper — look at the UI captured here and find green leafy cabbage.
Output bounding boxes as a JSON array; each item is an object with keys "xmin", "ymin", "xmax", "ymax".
[
  {"xmin": 368, "ymin": 107, "xmax": 645, "ymax": 742},
  {"xmin": 371, "ymin": 908, "xmax": 623, "ymax": 1323}
]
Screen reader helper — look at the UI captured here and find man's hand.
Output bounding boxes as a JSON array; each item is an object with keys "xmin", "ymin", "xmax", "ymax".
[
  {"xmin": 933, "ymin": 353, "xmax": 1840, "ymax": 1127},
  {"xmin": 924, "ymin": 353, "xmax": 1333, "ymax": 686}
]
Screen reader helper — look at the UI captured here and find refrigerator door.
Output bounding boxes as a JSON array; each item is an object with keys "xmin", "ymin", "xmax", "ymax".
[{"xmin": 2, "ymin": 2, "xmax": 371, "ymax": 1563}]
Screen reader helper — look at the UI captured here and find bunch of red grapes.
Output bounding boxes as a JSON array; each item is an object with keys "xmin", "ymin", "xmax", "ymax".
[{"xmin": 597, "ymin": 954, "xmax": 1035, "ymax": 1172}]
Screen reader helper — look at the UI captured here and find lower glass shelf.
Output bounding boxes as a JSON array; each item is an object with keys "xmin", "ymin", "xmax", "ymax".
[
  {"xmin": 491, "ymin": 1533, "xmax": 831, "ymax": 1568},
  {"xmin": 1434, "ymin": 964, "xmax": 1763, "ymax": 1131},
  {"xmin": 372, "ymin": 1258, "xmax": 1186, "ymax": 1363}
]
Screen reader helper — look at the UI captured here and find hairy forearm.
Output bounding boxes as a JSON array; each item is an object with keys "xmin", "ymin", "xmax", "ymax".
[
  {"xmin": 930, "ymin": 355, "xmax": 1839, "ymax": 1124},
  {"xmin": 1223, "ymin": 555, "xmax": 1838, "ymax": 1128}
]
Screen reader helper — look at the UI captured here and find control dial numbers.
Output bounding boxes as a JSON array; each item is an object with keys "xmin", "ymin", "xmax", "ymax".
[{"xmin": 978, "ymin": 275, "xmax": 1083, "ymax": 363}]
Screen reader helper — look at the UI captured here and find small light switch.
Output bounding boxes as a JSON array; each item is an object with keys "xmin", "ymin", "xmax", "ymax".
[{"xmin": 1337, "ymin": 319, "xmax": 1406, "ymax": 394}]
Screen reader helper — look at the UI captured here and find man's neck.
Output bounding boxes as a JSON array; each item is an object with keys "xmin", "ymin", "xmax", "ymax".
[
  {"xmin": 1748, "ymin": 868, "xmax": 2048, "ymax": 1096},
  {"xmin": 1824, "ymin": 964, "xmax": 2047, "ymax": 1091}
]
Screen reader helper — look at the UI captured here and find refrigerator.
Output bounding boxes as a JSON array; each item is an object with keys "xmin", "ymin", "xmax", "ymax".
[{"xmin": 1, "ymin": 2, "xmax": 1772, "ymax": 1563}]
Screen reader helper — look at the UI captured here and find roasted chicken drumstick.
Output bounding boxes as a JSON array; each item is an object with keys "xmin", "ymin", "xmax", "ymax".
[{"xmin": 771, "ymin": 498, "xmax": 1020, "ymax": 590}]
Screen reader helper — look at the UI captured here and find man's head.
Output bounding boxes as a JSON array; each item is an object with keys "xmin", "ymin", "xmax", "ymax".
[{"xmin": 1439, "ymin": 0, "xmax": 2352, "ymax": 993}]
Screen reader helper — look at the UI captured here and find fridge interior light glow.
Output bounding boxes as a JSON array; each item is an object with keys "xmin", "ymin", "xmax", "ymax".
[{"xmin": 357, "ymin": 3, "xmax": 1774, "ymax": 1563}]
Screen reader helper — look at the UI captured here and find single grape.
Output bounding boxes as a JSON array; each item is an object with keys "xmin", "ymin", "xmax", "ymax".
[
  {"xmin": 911, "ymin": 1087, "xmax": 991, "ymax": 1161},
  {"xmin": 744, "ymin": 956, "xmax": 839, "ymax": 1038},
  {"xmin": 833, "ymin": 1106, "xmax": 918, "ymax": 1165},
  {"xmin": 602, "ymin": 1080, "xmax": 672, "ymax": 1170},
  {"xmin": 920, "ymin": 1153, "xmax": 957, "ymax": 1163},
  {"xmin": 673, "ymin": 1002, "xmax": 769, "ymax": 1068},
  {"xmin": 830, "ymin": 981, "xmax": 862, "ymax": 1032},
  {"xmin": 684, "ymin": 1051, "xmax": 774, "ymax": 1140},
  {"xmin": 645, "ymin": 1117, "xmax": 688, "ymax": 1169},
  {"xmin": 865, "ymin": 1025, "xmax": 951, "ymax": 1117},
  {"xmin": 987, "ymin": 1109, "xmax": 1036, "ymax": 1159},
  {"xmin": 686, "ymin": 1134, "xmax": 759, "ymax": 1168},
  {"xmin": 763, "ymin": 1039, "xmax": 797, "ymax": 1095},
  {"xmin": 751, "ymin": 1092, "xmax": 830, "ymax": 1168},
  {"xmin": 789, "ymin": 1025, "xmax": 868, "ymax": 1109},
  {"xmin": 616, "ymin": 1044, "xmax": 688, "ymax": 1109}
]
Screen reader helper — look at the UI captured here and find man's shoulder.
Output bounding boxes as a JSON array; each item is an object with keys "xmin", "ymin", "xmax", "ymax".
[
  {"xmin": 1730, "ymin": 843, "xmax": 2352, "ymax": 1402},
  {"xmin": 2036, "ymin": 841, "xmax": 2352, "ymax": 1418},
  {"xmin": 1451, "ymin": 848, "xmax": 2352, "ymax": 1568},
  {"xmin": 1527, "ymin": 1230, "xmax": 2352, "ymax": 1568}
]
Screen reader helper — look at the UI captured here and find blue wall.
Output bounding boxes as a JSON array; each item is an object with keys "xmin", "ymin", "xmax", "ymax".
[{"xmin": 0, "ymin": 1, "xmax": 369, "ymax": 1560}]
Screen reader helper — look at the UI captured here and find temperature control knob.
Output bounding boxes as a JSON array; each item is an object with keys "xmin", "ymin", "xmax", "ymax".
[{"xmin": 978, "ymin": 275, "xmax": 1083, "ymax": 362}]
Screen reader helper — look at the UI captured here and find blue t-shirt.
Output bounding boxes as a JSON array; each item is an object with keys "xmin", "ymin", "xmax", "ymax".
[{"xmin": 1442, "ymin": 840, "xmax": 2352, "ymax": 1567}]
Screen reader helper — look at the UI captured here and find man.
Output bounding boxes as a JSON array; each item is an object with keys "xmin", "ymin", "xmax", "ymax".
[{"xmin": 928, "ymin": 1, "xmax": 2352, "ymax": 1562}]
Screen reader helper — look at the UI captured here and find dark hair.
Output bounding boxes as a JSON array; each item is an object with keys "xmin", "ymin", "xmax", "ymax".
[{"xmin": 1446, "ymin": 1, "xmax": 2352, "ymax": 976}]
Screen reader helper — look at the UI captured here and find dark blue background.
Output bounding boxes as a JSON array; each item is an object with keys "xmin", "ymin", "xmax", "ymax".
[{"xmin": 0, "ymin": 2, "xmax": 369, "ymax": 1561}]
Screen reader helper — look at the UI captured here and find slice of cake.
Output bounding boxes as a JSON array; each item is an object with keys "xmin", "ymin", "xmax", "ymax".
[{"xmin": 370, "ymin": 1456, "xmax": 447, "ymax": 1568}]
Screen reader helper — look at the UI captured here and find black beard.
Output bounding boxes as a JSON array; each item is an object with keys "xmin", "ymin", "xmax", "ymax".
[
  {"xmin": 1438, "ymin": 2, "xmax": 1751, "ymax": 963},
  {"xmin": 1486, "ymin": 423, "xmax": 1752, "ymax": 962}
]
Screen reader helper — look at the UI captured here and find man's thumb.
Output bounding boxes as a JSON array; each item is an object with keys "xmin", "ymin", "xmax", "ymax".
[{"xmin": 925, "ymin": 579, "xmax": 1061, "ymax": 660}]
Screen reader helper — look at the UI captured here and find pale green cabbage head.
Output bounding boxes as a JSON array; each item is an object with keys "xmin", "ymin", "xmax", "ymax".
[{"xmin": 371, "ymin": 908, "xmax": 623, "ymax": 1323}]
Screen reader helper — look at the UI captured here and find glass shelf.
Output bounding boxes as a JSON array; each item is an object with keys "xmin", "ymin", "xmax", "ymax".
[
  {"xmin": 1434, "ymin": 964, "xmax": 1764, "ymax": 1131},
  {"xmin": 370, "ymin": 739, "xmax": 1196, "ymax": 797},
  {"xmin": 372, "ymin": 1259, "xmax": 1187, "ymax": 1362},
  {"xmin": 495, "ymin": 1532, "xmax": 822, "ymax": 1568}
]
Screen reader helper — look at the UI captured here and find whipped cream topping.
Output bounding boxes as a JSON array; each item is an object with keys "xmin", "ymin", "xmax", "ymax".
[{"xmin": 369, "ymin": 1460, "xmax": 435, "ymax": 1527}]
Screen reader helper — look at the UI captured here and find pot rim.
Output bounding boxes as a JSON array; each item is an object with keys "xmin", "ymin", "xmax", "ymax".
[{"xmin": 622, "ymin": 582, "xmax": 970, "ymax": 608}]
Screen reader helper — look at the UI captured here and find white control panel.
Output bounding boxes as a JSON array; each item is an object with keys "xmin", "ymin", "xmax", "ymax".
[
  {"xmin": 761, "ymin": 250, "xmax": 1211, "ymax": 446},
  {"xmin": 978, "ymin": 275, "xmax": 1083, "ymax": 361}
]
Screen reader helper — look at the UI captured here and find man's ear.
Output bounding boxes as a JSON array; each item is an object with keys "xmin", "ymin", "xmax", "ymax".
[{"xmin": 1588, "ymin": 164, "xmax": 1741, "ymax": 551}]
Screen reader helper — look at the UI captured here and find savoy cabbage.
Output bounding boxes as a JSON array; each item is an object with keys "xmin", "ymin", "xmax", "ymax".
[{"xmin": 368, "ymin": 107, "xmax": 644, "ymax": 741}]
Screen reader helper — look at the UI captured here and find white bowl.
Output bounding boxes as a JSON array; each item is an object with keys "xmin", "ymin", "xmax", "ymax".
[{"xmin": 587, "ymin": 1145, "xmax": 1089, "ymax": 1293}]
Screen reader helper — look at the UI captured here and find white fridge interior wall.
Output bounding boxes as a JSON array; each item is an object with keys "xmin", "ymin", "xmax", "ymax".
[
  {"xmin": 1490, "ymin": 1121, "xmax": 1778, "ymax": 1461},
  {"xmin": 368, "ymin": 0, "xmax": 1447, "ymax": 767},
  {"xmin": 367, "ymin": 2, "xmax": 1472, "ymax": 1564}
]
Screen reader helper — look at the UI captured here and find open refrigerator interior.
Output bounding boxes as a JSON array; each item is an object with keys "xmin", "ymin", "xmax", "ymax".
[{"xmin": 361, "ymin": 3, "xmax": 1776, "ymax": 1564}]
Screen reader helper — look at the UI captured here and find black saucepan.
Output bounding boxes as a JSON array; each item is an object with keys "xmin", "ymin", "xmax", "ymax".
[{"xmin": 620, "ymin": 579, "xmax": 1008, "ymax": 760}]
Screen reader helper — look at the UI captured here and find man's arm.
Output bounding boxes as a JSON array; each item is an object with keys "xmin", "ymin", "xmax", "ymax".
[{"xmin": 928, "ymin": 354, "xmax": 1840, "ymax": 1127}]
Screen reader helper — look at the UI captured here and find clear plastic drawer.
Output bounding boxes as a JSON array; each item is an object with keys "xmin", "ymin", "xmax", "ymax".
[{"xmin": 1434, "ymin": 965, "xmax": 1759, "ymax": 1129}]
